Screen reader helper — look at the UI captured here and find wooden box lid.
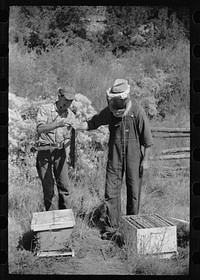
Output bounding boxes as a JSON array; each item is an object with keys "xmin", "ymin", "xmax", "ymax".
[{"xmin": 31, "ymin": 209, "xmax": 75, "ymax": 232}]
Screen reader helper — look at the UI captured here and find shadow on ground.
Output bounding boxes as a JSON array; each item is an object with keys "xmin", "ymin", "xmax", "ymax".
[
  {"xmin": 85, "ymin": 203, "xmax": 124, "ymax": 247},
  {"xmin": 17, "ymin": 230, "xmax": 38, "ymax": 252},
  {"xmin": 86, "ymin": 202, "xmax": 110, "ymax": 234}
]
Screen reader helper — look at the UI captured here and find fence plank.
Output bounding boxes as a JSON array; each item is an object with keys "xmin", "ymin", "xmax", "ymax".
[
  {"xmin": 151, "ymin": 127, "xmax": 190, "ymax": 133},
  {"xmin": 160, "ymin": 147, "xmax": 190, "ymax": 154},
  {"xmin": 152, "ymin": 133, "xmax": 190, "ymax": 138},
  {"xmin": 150, "ymin": 127, "xmax": 190, "ymax": 160},
  {"xmin": 150, "ymin": 154, "xmax": 190, "ymax": 160}
]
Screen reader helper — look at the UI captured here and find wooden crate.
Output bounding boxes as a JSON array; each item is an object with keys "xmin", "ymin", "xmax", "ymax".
[
  {"xmin": 121, "ymin": 214, "xmax": 177, "ymax": 259},
  {"xmin": 31, "ymin": 209, "xmax": 75, "ymax": 257}
]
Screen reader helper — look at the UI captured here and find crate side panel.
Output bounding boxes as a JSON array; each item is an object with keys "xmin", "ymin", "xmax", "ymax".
[
  {"xmin": 137, "ymin": 226, "xmax": 177, "ymax": 255},
  {"xmin": 121, "ymin": 217, "xmax": 138, "ymax": 252},
  {"xmin": 31, "ymin": 221, "xmax": 75, "ymax": 232},
  {"xmin": 37, "ymin": 228, "xmax": 73, "ymax": 251}
]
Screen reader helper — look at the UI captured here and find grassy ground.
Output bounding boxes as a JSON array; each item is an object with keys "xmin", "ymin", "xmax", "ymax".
[{"xmin": 9, "ymin": 217, "xmax": 189, "ymax": 275}]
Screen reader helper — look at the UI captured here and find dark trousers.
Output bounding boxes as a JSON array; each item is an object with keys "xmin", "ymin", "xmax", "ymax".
[
  {"xmin": 36, "ymin": 147, "xmax": 69, "ymax": 211},
  {"xmin": 105, "ymin": 138, "xmax": 142, "ymax": 228}
]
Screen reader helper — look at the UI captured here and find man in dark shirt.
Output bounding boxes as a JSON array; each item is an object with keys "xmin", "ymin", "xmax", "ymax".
[{"xmin": 77, "ymin": 79, "xmax": 153, "ymax": 239}]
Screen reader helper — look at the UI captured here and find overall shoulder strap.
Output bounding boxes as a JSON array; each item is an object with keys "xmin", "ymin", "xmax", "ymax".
[
  {"xmin": 129, "ymin": 99, "xmax": 139, "ymax": 121},
  {"xmin": 129, "ymin": 100, "xmax": 142, "ymax": 145}
]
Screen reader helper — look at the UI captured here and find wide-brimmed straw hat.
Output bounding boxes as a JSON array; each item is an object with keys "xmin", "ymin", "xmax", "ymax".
[
  {"xmin": 107, "ymin": 79, "xmax": 130, "ymax": 100},
  {"xmin": 111, "ymin": 79, "xmax": 129, "ymax": 93}
]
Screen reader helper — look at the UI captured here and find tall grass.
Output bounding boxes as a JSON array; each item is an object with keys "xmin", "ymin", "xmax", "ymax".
[
  {"xmin": 8, "ymin": 130, "xmax": 189, "ymax": 273},
  {"xmin": 9, "ymin": 39, "xmax": 189, "ymax": 114},
  {"xmin": 140, "ymin": 159, "xmax": 189, "ymax": 220},
  {"xmin": 9, "ymin": 154, "xmax": 44, "ymax": 232}
]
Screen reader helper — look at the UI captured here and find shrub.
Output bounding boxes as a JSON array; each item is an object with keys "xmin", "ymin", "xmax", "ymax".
[
  {"xmin": 136, "ymin": 40, "xmax": 189, "ymax": 116},
  {"xmin": 9, "ymin": 39, "xmax": 189, "ymax": 117}
]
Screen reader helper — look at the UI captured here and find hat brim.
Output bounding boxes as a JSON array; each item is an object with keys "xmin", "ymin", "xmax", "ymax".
[
  {"xmin": 106, "ymin": 85, "xmax": 130, "ymax": 100},
  {"xmin": 58, "ymin": 87, "xmax": 76, "ymax": 100},
  {"xmin": 62, "ymin": 92, "xmax": 75, "ymax": 100}
]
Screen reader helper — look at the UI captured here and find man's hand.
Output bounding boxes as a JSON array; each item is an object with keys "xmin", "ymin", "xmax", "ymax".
[
  {"xmin": 141, "ymin": 159, "xmax": 149, "ymax": 170},
  {"xmin": 139, "ymin": 160, "xmax": 149, "ymax": 177},
  {"xmin": 58, "ymin": 118, "xmax": 71, "ymax": 127},
  {"xmin": 140, "ymin": 146, "xmax": 151, "ymax": 171},
  {"xmin": 59, "ymin": 117, "xmax": 85, "ymax": 130},
  {"xmin": 38, "ymin": 117, "xmax": 76, "ymax": 134},
  {"xmin": 75, "ymin": 121, "xmax": 89, "ymax": 130}
]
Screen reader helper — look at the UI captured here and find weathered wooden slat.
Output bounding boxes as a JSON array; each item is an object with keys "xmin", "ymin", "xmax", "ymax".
[
  {"xmin": 162, "ymin": 165, "xmax": 189, "ymax": 171},
  {"xmin": 151, "ymin": 127, "xmax": 190, "ymax": 133},
  {"xmin": 32, "ymin": 222, "xmax": 74, "ymax": 232},
  {"xmin": 160, "ymin": 147, "xmax": 190, "ymax": 154},
  {"xmin": 150, "ymin": 154, "xmax": 190, "ymax": 160},
  {"xmin": 37, "ymin": 249, "xmax": 75, "ymax": 258},
  {"xmin": 152, "ymin": 133, "xmax": 190, "ymax": 138}
]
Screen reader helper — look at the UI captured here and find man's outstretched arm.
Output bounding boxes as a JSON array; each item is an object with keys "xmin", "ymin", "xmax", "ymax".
[{"xmin": 76, "ymin": 121, "xmax": 89, "ymax": 131}]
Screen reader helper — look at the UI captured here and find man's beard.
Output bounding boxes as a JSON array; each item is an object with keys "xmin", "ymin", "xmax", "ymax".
[
  {"xmin": 109, "ymin": 98, "xmax": 132, "ymax": 118},
  {"xmin": 112, "ymin": 108, "xmax": 126, "ymax": 118},
  {"xmin": 109, "ymin": 98, "xmax": 128, "ymax": 118}
]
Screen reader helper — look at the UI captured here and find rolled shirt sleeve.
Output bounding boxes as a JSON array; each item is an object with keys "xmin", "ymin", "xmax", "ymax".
[
  {"xmin": 36, "ymin": 104, "xmax": 48, "ymax": 129},
  {"xmin": 36, "ymin": 104, "xmax": 57, "ymax": 145}
]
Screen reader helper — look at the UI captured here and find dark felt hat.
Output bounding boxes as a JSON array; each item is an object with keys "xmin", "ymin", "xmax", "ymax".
[{"xmin": 58, "ymin": 86, "xmax": 76, "ymax": 100}]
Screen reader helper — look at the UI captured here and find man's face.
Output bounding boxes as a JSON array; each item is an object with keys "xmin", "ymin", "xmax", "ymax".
[
  {"xmin": 108, "ymin": 98, "xmax": 127, "ymax": 118},
  {"xmin": 57, "ymin": 96, "xmax": 72, "ymax": 114}
]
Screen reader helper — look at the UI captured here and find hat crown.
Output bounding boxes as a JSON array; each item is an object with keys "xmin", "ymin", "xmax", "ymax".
[
  {"xmin": 58, "ymin": 86, "xmax": 75, "ymax": 100},
  {"xmin": 111, "ymin": 79, "xmax": 129, "ymax": 93}
]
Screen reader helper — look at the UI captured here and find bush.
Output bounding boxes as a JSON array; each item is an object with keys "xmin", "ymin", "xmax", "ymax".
[
  {"xmin": 9, "ymin": 39, "xmax": 189, "ymax": 117},
  {"xmin": 135, "ymin": 40, "xmax": 189, "ymax": 116}
]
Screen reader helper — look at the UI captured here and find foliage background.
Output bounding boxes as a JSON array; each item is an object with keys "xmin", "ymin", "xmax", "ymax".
[{"xmin": 9, "ymin": 5, "xmax": 189, "ymax": 117}]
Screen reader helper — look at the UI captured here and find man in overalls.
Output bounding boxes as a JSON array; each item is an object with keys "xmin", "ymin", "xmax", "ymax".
[{"xmin": 77, "ymin": 79, "xmax": 153, "ymax": 239}]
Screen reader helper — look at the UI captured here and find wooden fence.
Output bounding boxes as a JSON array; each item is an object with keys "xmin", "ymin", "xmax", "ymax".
[{"xmin": 150, "ymin": 127, "xmax": 190, "ymax": 161}]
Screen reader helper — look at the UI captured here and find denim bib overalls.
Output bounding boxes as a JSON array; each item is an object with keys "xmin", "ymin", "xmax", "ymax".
[{"xmin": 105, "ymin": 103, "xmax": 143, "ymax": 228}]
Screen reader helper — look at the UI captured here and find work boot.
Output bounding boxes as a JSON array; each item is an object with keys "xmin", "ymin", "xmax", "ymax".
[
  {"xmin": 101, "ymin": 227, "xmax": 124, "ymax": 247},
  {"xmin": 101, "ymin": 226, "xmax": 117, "ymax": 240},
  {"xmin": 111, "ymin": 231, "xmax": 124, "ymax": 247}
]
